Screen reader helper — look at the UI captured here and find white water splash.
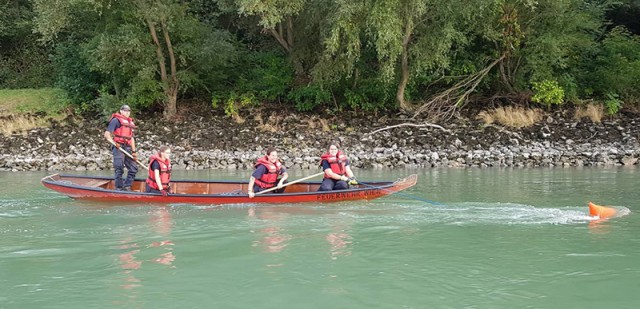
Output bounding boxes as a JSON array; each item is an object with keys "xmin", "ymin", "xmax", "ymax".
[{"xmin": 347, "ymin": 201, "xmax": 632, "ymax": 226}]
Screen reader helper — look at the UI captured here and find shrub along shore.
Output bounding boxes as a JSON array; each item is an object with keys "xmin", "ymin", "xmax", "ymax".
[{"xmin": 1, "ymin": 108, "xmax": 638, "ymax": 172}]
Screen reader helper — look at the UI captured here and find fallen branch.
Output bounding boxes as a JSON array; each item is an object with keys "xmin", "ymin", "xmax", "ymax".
[
  {"xmin": 368, "ymin": 122, "xmax": 450, "ymax": 135},
  {"xmin": 412, "ymin": 55, "xmax": 506, "ymax": 121}
]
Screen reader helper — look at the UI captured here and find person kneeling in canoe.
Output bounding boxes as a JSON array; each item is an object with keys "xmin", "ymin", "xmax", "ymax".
[
  {"xmin": 146, "ymin": 145, "xmax": 172, "ymax": 196},
  {"xmin": 318, "ymin": 142, "xmax": 358, "ymax": 191},
  {"xmin": 248, "ymin": 148, "xmax": 289, "ymax": 198}
]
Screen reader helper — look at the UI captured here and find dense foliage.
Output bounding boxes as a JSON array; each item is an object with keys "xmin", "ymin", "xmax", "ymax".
[{"xmin": 0, "ymin": 0, "xmax": 639, "ymax": 119}]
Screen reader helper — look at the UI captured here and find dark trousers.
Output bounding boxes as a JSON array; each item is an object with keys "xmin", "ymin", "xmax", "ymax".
[
  {"xmin": 145, "ymin": 183, "xmax": 162, "ymax": 194},
  {"xmin": 112, "ymin": 145, "xmax": 138, "ymax": 189},
  {"xmin": 318, "ymin": 178, "xmax": 348, "ymax": 191}
]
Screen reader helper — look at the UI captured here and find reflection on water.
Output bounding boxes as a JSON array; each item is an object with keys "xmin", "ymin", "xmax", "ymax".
[
  {"xmin": 587, "ymin": 219, "xmax": 613, "ymax": 234},
  {"xmin": 326, "ymin": 229, "xmax": 352, "ymax": 260},
  {"xmin": 326, "ymin": 214, "xmax": 354, "ymax": 260},
  {"xmin": 247, "ymin": 206, "xmax": 356, "ymax": 263},
  {"xmin": 116, "ymin": 206, "xmax": 175, "ymax": 294},
  {"xmin": 248, "ymin": 207, "xmax": 292, "ymax": 255}
]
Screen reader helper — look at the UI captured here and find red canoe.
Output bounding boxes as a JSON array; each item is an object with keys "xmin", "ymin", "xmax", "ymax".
[{"xmin": 41, "ymin": 174, "xmax": 418, "ymax": 204}]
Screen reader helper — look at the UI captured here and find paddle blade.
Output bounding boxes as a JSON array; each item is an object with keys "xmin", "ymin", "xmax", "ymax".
[{"xmin": 588, "ymin": 202, "xmax": 617, "ymax": 219}]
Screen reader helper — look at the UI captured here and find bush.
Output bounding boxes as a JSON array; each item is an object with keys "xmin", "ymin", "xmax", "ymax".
[
  {"xmin": 288, "ymin": 85, "xmax": 332, "ymax": 112},
  {"xmin": 589, "ymin": 26, "xmax": 640, "ymax": 106},
  {"xmin": 211, "ymin": 50, "xmax": 294, "ymax": 115},
  {"xmin": 52, "ymin": 42, "xmax": 103, "ymax": 106},
  {"xmin": 0, "ymin": 41, "xmax": 54, "ymax": 89},
  {"xmin": 343, "ymin": 77, "xmax": 395, "ymax": 111},
  {"xmin": 212, "ymin": 92, "xmax": 259, "ymax": 122},
  {"xmin": 531, "ymin": 79, "xmax": 564, "ymax": 108},
  {"xmin": 604, "ymin": 92, "xmax": 623, "ymax": 115},
  {"xmin": 91, "ymin": 90, "xmax": 122, "ymax": 119},
  {"xmin": 244, "ymin": 52, "xmax": 294, "ymax": 102}
]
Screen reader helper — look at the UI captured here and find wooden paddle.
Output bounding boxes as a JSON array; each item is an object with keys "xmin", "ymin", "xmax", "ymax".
[
  {"xmin": 107, "ymin": 140, "xmax": 149, "ymax": 170},
  {"xmin": 255, "ymin": 172, "xmax": 325, "ymax": 195}
]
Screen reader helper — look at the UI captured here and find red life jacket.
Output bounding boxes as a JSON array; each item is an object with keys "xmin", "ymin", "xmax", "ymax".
[
  {"xmin": 254, "ymin": 156, "xmax": 283, "ymax": 188},
  {"xmin": 109, "ymin": 113, "xmax": 135, "ymax": 145},
  {"xmin": 146, "ymin": 153, "xmax": 171, "ymax": 190},
  {"xmin": 320, "ymin": 151, "xmax": 348, "ymax": 178}
]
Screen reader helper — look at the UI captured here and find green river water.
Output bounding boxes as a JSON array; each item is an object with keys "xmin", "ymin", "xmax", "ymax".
[{"xmin": 1, "ymin": 168, "xmax": 638, "ymax": 308}]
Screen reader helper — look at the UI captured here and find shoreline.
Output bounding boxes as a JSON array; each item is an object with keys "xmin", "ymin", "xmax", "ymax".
[{"xmin": 1, "ymin": 111, "xmax": 638, "ymax": 172}]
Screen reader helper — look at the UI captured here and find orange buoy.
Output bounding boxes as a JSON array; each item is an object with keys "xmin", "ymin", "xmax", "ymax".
[{"xmin": 589, "ymin": 202, "xmax": 617, "ymax": 219}]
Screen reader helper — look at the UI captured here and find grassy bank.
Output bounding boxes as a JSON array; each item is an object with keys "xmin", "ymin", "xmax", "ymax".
[
  {"xmin": 0, "ymin": 88, "xmax": 70, "ymax": 135},
  {"xmin": 0, "ymin": 88, "xmax": 69, "ymax": 115}
]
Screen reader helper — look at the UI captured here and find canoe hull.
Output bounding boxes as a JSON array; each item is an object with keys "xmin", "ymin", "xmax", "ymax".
[{"xmin": 41, "ymin": 174, "xmax": 418, "ymax": 205}]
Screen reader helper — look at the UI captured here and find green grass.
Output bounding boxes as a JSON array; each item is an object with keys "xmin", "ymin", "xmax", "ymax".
[{"xmin": 0, "ymin": 88, "xmax": 70, "ymax": 116}]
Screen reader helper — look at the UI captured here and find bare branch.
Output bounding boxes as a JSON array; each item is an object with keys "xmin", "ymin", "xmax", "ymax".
[
  {"xmin": 269, "ymin": 27, "xmax": 291, "ymax": 53},
  {"xmin": 286, "ymin": 16, "xmax": 294, "ymax": 48},
  {"xmin": 412, "ymin": 55, "xmax": 506, "ymax": 121},
  {"xmin": 161, "ymin": 22, "xmax": 177, "ymax": 83}
]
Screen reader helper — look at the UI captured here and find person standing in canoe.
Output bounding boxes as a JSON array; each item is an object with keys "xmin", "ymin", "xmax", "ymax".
[
  {"xmin": 248, "ymin": 148, "xmax": 289, "ymax": 198},
  {"xmin": 146, "ymin": 145, "xmax": 172, "ymax": 196},
  {"xmin": 104, "ymin": 105, "xmax": 138, "ymax": 191},
  {"xmin": 318, "ymin": 142, "xmax": 358, "ymax": 191}
]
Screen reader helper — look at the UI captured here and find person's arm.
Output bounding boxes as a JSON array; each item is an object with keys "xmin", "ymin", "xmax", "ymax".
[
  {"xmin": 345, "ymin": 160, "xmax": 355, "ymax": 178},
  {"xmin": 277, "ymin": 169, "xmax": 289, "ymax": 188},
  {"xmin": 248, "ymin": 165, "xmax": 266, "ymax": 198},
  {"xmin": 104, "ymin": 130, "xmax": 113, "ymax": 143},
  {"xmin": 322, "ymin": 160, "xmax": 348, "ymax": 181},
  {"xmin": 345, "ymin": 166, "xmax": 355, "ymax": 179},
  {"xmin": 104, "ymin": 119, "xmax": 118, "ymax": 145},
  {"xmin": 155, "ymin": 169, "xmax": 163, "ymax": 190},
  {"xmin": 248, "ymin": 176, "xmax": 256, "ymax": 198},
  {"xmin": 130, "ymin": 137, "xmax": 136, "ymax": 152}
]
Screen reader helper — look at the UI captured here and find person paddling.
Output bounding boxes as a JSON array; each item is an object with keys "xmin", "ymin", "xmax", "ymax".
[
  {"xmin": 248, "ymin": 148, "xmax": 289, "ymax": 198},
  {"xmin": 104, "ymin": 105, "xmax": 138, "ymax": 191},
  {"xmin": 146, "ymin": 145, "xmax": 172, "ymax": 196},
  {"xmin": 318, "ymin": 142, "xmax": 357, "ymax": 191}
]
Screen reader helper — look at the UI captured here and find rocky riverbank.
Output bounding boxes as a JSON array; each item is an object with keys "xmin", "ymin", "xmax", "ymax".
[{"xmin": 1, "ymin": 109, "xmax": 639, "ymax": 172}]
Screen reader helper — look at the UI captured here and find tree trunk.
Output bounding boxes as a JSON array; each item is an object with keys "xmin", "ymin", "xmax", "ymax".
[
  {"xmin": 396, "ymin": 22, "xmax": 413, "ymax": 111},
  {"xmin": 161, "ymin": 22, "xmax": 179, "ymax": 119},
  {"xmin": 147, "ymin": 20, "xmax": 167, "ymax": 83},
  {"xmin": 164, "ymin": 87, "xmax": 178, "ymax": 119},
  {"xmin": 499, "ymin": 59, "xmax": 514, "ymax": 92}
]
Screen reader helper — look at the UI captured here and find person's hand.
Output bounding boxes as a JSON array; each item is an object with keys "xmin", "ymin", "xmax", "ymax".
[
  {"xmin": 161, "ymin": 189, "xmax": 169, "ymax": 197},
  {"xmin": 132, "ymin": 151, "xmax": 138, "ymax": 161},
  {"xmin": 248, "ymin": 191, "xmax": 255, "ymax": 198},
  {"xmin": 341, "ymin": 175, "xmax": 349, "ymax": 182},
  {"xmin": 277, "ymin": 182, "xmax": 284, "ymax": 189},
  {"xmin": 113, "ymin": 142, "xmax": 121, "ymax": 149},
  {"xmin": 348, "ymin": 177, "xmax": 358, "ymax": 185}
]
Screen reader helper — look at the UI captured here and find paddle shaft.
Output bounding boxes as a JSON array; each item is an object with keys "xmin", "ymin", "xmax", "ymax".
[
  {"xmin": 255, "ymin": 172, "xmax": 325, "ymax": 195},
  {"xmin": 107, "ymin": 140, "xmax": 149, "ymax": 170}
]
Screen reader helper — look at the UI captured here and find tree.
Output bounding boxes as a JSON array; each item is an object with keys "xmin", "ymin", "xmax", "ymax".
[
  {"xmin": 0, "ymin": 0, "xmax": 54, "ymax": 88},
  {"xmin": 233, "ymin": 0, "xmax": 306, "ymax": 53},
  {"xmin": 317, "ymin": 0, "xmax": 494, "ymax": 111},
  {"xmin": 33, "ymin": 0, "xmax": 234, "ymax": 118},
  {"xmin": 485, "ymin": 0, "xmax": 603, "ymax": 94}
]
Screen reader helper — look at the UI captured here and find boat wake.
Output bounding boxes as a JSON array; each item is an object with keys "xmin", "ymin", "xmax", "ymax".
[
  {"xmin": 344, "ymin": 201, "xmax": 632, "ymax": 226},
  {"xmin": 435, "ymin": 202, "xmax": 603, "ymax": 225}
]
